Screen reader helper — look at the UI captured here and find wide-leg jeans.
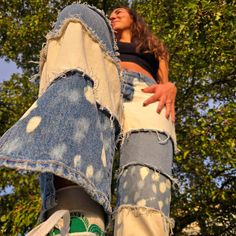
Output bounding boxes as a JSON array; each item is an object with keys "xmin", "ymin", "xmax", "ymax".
[{"xmin": 0, "ymin": 4, "xmax": 177, "ymax": 235}]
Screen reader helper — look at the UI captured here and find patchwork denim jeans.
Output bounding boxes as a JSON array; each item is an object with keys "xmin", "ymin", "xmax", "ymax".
[
  {"xmin": 0, "ymin": 3, "xmax": 176, "ymax": 235},
  {"xmin": 115, "ymin": 71, "xmax": 176, "ymax": 235},
  {"xmin": 0, "ymin": 3, "xmax": 121, "ymax": 223}
]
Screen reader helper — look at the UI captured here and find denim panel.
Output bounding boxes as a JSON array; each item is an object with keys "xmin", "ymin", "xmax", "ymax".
[
  {"xmin": 116, "ymin": 67, "xmax": 177, "ymax": 230},
  {"xmin": 117, "ymin": 70, "xmax": 175, "ymax": 221},
  {"xmin": 120, "ymin": 132, "xmax": 173, "ymax": 175},
  {"xmin": 117, "ymin": 166, "xmax": 171, "ymax": 216},
  {"xmin": 114, "ymin": 207, "xmax": 174, "ymax": 236},
  {"xmin": 121, "ymin": 70, "xmax": 156, "ymax": 101},
  {"xmin": 0, "ymin": 72, "xmax": 116, "ymax": 216},
  {"xmin": 39, "ymin": 173, "xmax": 56, "ymax": 212},
  {"xmin": 53, "ymin": 4, "xmax": 115, "ymax": 54},
  {"xmin": 116, "ymin": 132, "xmax": 173, "ymax": 216},
  {"xmin": 39, "ymin": 4, "xmax": 123, "ymax": 123},
  {"xmin": 120, "ymin": 70, "xmax": 177, "ymax": 153}
]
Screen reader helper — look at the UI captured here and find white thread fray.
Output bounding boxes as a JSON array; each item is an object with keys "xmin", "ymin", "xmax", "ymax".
[{"xmin": 113, "ymin": 205, "xmax": 175, "ymax": 235}]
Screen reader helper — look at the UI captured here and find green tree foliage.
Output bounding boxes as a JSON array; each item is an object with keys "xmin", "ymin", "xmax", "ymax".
[
  {"xmin": 0, "ymin": 0, "xmax": 235, "ymax": 235},
  {"xmin": 0, "ymin": 74, "xmax": 39, "ymax": 235},
  {"xmin": 0, "ymin": 74, "xmax": 38, "ymax": 135}
]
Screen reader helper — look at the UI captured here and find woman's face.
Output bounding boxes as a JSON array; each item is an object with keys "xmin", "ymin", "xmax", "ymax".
[{"xmin": 109, "ymin": 8, "xmax": 133, "ymax": 32}]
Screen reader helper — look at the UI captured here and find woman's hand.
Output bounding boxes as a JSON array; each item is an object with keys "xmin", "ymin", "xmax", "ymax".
[{"xmin": 142, "ymin": 82, "xmax": 177, "ymax": 122}]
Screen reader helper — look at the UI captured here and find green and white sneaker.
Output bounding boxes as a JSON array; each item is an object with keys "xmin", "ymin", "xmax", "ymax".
[
  {"xmin": 27, "ymin": 210, "xmax": 105, "ymax": 236},
  {"xmin": 49, "ymin": 215, "xmax": 105, "ymax": 236}
]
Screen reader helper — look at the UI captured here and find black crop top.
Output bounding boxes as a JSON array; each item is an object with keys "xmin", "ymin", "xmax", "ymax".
[{"xmin": 117, "ymin": 41, "xmax": 159, "ymax": 80}]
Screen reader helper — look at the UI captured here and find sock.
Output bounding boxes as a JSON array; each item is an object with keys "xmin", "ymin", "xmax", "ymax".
[{"xmin": 47, "ymin": 186, "xmax": 105, "ymax": 233}]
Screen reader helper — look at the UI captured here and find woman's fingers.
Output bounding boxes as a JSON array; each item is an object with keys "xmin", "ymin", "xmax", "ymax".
[
  {"xmin": 156, "ymin": 95, "xmax": 166, "ymax": 113},
  {"xmin": 143, "ymin": 94, "xmax": 157, "ymax": 106},
  {"xmin": 143, "ymin": 89, "xmax": 162, "ymax": 106},
  {"xmin": 141, "ymin": 82, "xmax": 177, "ymax": 122},
  {"xmin": 165, "ymin": 99, "xmax": 172, "ymax": 119},
  {"xmin": 141, "ymin": 84, "xmax": 157, "ymax": 93}
]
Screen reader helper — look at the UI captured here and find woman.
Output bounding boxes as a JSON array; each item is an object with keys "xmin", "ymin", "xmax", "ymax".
[
  {"xmin": 110, "ymin": 7, "xmax": 176, "ymax": 122},
  {"xmin": 0, "ymin": 4, "xmax": 176, "ymax": 236},
  {"xmin": 109, "ymin": 7, "xmax": 177, "ymax": 236}
]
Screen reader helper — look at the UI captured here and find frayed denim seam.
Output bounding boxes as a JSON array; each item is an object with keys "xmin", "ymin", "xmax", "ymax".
[
  {"xmin": 0, "ymin": 156, "xmax": 112, "ymax": 214},
  {"xmin": 67, "ymin": 71, "xmax": 121, "ymax": 133},
  {"xmin": 119, "ymin": 129, "xmax": 179, "ymax": 155},
  {"xmin": 54, "ymin": 2, "xmax": 119, "ymax": 53},
  {"xmin": 85, "ymin": 3, "xmax": 119, "ymax": 52},
  {"xmin": 97, "ymin": 103, "xmax": 121, "ymax": 139},
  {"xmin": 103, "ymin": 124, "xmax": 117, "ymax": 228},
  {"xmin": 112, "ymin": 205, "xmax": 175, "ymax": 235},
  {"xmin": 116, "ymin": 162, "xmax": 179, "ymax": 189},
  {"xmin": 121, "ymin": 129, "xmax": 170, "ymax": 144},
  {"xmin": 39, "ymin": 17, "xmax": 120, "ymax": 80},
  {"xmin": 39, "ymin": 68, "xmax": 122, "ymax": 134},
  {"xmin": 39, "ymin": 19, "xmax": 124, "ymax": 125},
  {"xmin": 40, "ymin": 68, "xmax": 97, "ymax": 95},
  {"xmin": 41, "ymin": 18, "xmax": 120, "ymax": 76}
]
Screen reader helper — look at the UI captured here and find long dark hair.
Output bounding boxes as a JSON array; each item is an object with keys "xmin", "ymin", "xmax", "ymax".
[{"xmin": 116, "ymin": 7, "xmax": 168, "ymax": 60}]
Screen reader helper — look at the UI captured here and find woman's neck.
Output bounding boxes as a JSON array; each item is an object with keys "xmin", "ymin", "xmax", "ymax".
[{"xmin": 116, "ymin": 30, "xmax": 132, "ymax": 43}]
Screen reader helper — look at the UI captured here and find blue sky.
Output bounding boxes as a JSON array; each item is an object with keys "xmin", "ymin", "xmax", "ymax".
[
  {"xmin": 0, "ymin": 58, "xmax": 22, "ymax": 82},
  {"xmin": 0, "ymin": 58, "xmax": 21, "ymax": 196}
]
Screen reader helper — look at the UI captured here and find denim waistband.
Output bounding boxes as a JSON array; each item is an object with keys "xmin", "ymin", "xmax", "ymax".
[{"xmin": 121, "ymin": 70, "xmax": 157, "ymax": 86}]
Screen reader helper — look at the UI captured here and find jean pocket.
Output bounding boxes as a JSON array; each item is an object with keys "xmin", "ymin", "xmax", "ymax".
[{"xmin": 121, "ymin": 82, "xmax": 134, "ymax": 101}]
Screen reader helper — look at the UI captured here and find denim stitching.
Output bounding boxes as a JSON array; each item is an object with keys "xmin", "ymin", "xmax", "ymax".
[
  {"xmin": 116, "ymin": 162, "xmax": 179, "ymax": 188},
  {"xmin": 0, "ymin": 155, "xmax": 112, "ymax": 214}
]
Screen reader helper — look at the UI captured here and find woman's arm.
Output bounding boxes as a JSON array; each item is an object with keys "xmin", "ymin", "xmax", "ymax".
[
  {"xmin": 142, "ymin": 58, "xmax": 177, "ymax": 122},
  {"xmin": 158, "ymin": 57, "xmax": 169, "ymax": 83}
]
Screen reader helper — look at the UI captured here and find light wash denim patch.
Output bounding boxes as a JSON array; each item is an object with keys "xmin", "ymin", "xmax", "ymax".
[
  {"xmin": 117, "ymin": 132, "xmax": 173, "ymax": 216},
  {"xmin": 0, "ymin": 71, "xmax": 117, "ymax": 220},
  {"xmin": 121, "ymin": 70, "xmax": 156, "ymax": 101}
]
